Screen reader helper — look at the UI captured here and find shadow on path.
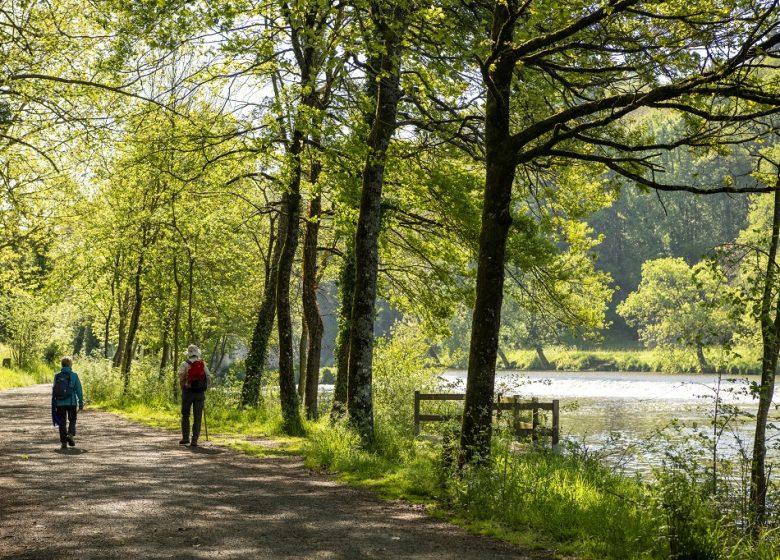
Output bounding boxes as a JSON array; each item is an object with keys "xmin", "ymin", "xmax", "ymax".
[{"xmin": 0, "ymin": 385, "xmax": 549, "ymax": 559}]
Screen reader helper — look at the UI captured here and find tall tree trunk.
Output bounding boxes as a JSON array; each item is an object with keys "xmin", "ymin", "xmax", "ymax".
[
  {"xmin": 241, "ymin": 211, "xmax": 284, "ymax": 407},
  {"xmin": 103, "ymin": 304, "xmax": 113, "ymax": 359},
  {"xmin": 298, "ymin": 317, "xmax": 308, "ymax": 400},
  {"xmin": 172, "ymin": 254, "xmax": 183, "ymax": 402},
  {"xmin": 276, "ymin": 178, "xmax": 304, "ymax": 434},
  {"xmin": 187, "ymin": 255, "xmax": 196, "ymax": 344},
  {"xmin": 750, "ymin": 183, "xmax": 780, "ymax": 531},
  {"xmin": 121, "ymin": 255, "xmax": 145, "ymax": 390},
  {"xmin": 113, "ymin": 288, "xmax": 130, "ymax": 368},
  {"xmin": 332, "ymin": 33, "xmax": 376, "ymax": 420},
  {"xmin": 332, "ymin": 245, "xmax": 354, "ymax": 418},
  {"xmin": 460, "ymin": 1, "xmax": 516, "ymax": 465},
  {"xmin": 347, "ymin": 4, "xmax": 407, "ymax": 443},
  {"xmin": 303, "ymin": 189, "xmax": 323, "ymax": 420},
  {"xmin": 159, "ymin": 327, "xmax": 170, "ymax": 378},
  {"xmin": 104, "ymin": 252, "xmax": 120, "ymax": 358}
]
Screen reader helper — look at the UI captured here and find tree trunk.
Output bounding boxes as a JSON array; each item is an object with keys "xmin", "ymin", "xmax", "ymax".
[
  {"xmin": 303, "ymin": 190, "xmax": 323, "ymax": 420},
  {"xmin": 121, "ymin": 256, "xmax": 144, "ymax": 390},
  {"xmin": 104, "ymin": 252, "xmax": 120, "ymax": 359},
  {"xmin": 535, "ymin": 345, "xmax": 551, "ymax": 370},
  {"xmin": 276, "ymin": 182, "xmax": 304, "ymax": 434},
  {"xmin": 496, "ymin": 346, "xmax": 511, "ymax": 369},
  {"xmin": 332, "ymin": 245, "xmax": 354, "ymax": 418},
  {"xmin": 298, "ymin": 317, "xmax": 308, "ymax": 400},
  {"xmin": 172, "ymin": 253, "xmax": 183, "ymax": 403},
  {"xmin": 112, "ymin": 288, "xmax": 130, "ymax": 368},
  {"xmin": 213, "ymin": 334, "xmax": 228, "ymax": 375},
  {"xmin": 696, "ymin": 344, "xmax": 710, "ymax": 372},
  {"xmin": 159, "ymin": 328, "xmax": 170, "ymax": 378},
  {"xmin": 347, "ymin": 4, "xmax": 407, "ymax": 443},
  {"xmin": 241, "ymin": 211, "xmax": 284, "ymax": 407},
  {"xmin": 187, "ymin": 255, "xmax": 196, "ymax": 344},
  {"xmin": 332, "ymin": 35, "xmax": 375, "ymax": 420},
  {"xmin": 103, "ymin": 304, "xmax": 113, "ymax": 359},
  {"xmin": 750, "ymin": 183, "xmax": 780, "ymax": 531},
  {"xmin": 84, "ymin": 322, "xmax": 100, "ymax": 356},
  {"xmin": 460, "ymin": 2, "xmax": 516, "ymax": 466}
]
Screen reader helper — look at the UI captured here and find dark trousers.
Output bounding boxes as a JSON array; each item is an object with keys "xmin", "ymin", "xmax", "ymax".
[
  {"xmin": 56, "ymin": 406, "xmax": 77, "ymax": 443},
  {"xmin": 181, "ymin": 389, "xmax": 205, "ymax": 442}
]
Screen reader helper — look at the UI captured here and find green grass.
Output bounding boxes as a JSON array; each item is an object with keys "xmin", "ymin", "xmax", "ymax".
[
  {"xmin": 0, "ymin": 361, "xmax": 52, "ymax": 390},
  {"xmin": 446, "ymin": 442, "xmax": 659, "ymax": 559}
]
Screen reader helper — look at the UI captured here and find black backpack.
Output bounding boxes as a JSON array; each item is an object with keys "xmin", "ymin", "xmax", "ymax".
[{"xmin": 53, "ymin": 371, "xmax": 72, "ymax": 400}]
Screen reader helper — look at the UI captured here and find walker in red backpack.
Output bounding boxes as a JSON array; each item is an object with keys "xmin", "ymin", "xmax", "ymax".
[{"xmin": 186, "ymin": 359, "xmax": 208, "ymax": 392}]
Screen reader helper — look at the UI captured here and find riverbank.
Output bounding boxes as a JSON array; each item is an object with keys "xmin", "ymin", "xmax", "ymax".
[{"xmin": 501, "ymin": 347, "xmax": 761, "ymax": 374}]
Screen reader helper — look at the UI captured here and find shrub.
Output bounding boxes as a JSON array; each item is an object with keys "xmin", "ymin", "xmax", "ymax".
[{"xmin": 372, "ymin": 321, "xmax": 440, "ymax": 460}]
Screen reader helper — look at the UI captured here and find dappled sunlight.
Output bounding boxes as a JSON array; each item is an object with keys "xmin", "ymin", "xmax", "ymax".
[{"xmin": 1, "ymin": 385, "xmax": 532, "ymax": 559}]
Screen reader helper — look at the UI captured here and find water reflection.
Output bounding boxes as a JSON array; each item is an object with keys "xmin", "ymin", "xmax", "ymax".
[{"xmin": 442, "ymin": 370, "xmax": 779, "ymax": 474}]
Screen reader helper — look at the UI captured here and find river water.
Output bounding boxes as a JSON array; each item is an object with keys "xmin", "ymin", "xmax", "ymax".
[{"xmin": 441, "ymin": 370, "xmax": 779, "ymax": 474}]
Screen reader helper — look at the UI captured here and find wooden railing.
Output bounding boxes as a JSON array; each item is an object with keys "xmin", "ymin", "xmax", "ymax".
[{"xmin": 414, "ymin": 391, "xmax": 560, "ymax": 450}]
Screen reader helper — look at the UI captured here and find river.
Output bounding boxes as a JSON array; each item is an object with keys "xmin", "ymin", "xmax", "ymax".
[{"xmin": 441, "ymin": 369, "xmax": 779, "ymax": 474}]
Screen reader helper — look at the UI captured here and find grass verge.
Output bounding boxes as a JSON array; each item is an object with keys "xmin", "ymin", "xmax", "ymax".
[{"xmin": 0, "ymin": 361, "xmax": 52, "ymax": 390}]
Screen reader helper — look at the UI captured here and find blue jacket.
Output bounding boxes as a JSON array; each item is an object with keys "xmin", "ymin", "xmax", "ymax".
[{"xmin": 52, "ymin": 367, "xmax": 84, "ymax": 408}]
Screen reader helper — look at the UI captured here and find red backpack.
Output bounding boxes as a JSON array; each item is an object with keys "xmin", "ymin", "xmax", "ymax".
[{"xmin": 186, "ymin": 359, "xmax": 207, "ymax": 392}]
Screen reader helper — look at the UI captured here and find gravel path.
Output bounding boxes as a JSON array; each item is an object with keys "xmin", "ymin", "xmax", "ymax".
[{"xmin": 0, "ymin": 385, "xmax": 550, "ymax": 559}]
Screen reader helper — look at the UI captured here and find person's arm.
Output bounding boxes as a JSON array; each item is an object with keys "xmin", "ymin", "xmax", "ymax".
[
  {"xmin": 74, "ymin": 374, "xmax": 84, "ymax": 409},
  {"xmin": 204, "ymin": 364, "xmax": 211, "ymax": 388}
]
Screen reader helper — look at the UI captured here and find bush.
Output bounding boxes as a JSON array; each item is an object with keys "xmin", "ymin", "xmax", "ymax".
[{"xmin": 372, "ymin": 321, "xmax": 440, "ymax": 460}]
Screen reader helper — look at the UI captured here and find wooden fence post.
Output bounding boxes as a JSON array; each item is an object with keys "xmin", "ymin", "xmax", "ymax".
[
  {"xmin": 531, "ymin": 397, "xmax": 539, "ymax": 446},
  {"xmin": 552, "ymin": 399, "xmax": 560, "ymax": 453},
  {"xmin": 414, "ymin": 391, "xmax": 421, "ymax": 436}
]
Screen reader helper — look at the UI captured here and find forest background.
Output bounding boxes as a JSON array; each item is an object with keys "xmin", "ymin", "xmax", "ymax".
[{"xmin": 2, "ymin": 1, "xmax": 780, "ymax": 558}]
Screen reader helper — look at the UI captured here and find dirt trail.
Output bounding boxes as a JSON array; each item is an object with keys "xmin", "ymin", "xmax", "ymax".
[{"xmin": 0, "ymin": 385, "xmax": 548, "ymax": 559}]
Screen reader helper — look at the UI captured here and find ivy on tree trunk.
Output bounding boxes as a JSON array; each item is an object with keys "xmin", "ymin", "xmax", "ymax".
[
  {"xmin": 241, "ymin": 212, "xmax": 283, "ymax": 408},
  {"xmin": 303, "ymin": 190, "xmax": 323, "ymax": 420},
  {"xmin": 460, "ymin": 1, "xmax": 516, "ymax": 465},
  {"xmin": 347, "ymin": 2, "xmax": 408, "ymax": 443}
]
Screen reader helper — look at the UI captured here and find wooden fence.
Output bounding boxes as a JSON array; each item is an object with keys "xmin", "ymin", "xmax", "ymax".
[{"xmin": 414, "ymin": 391, "xmax": 560, "ymax": 450}]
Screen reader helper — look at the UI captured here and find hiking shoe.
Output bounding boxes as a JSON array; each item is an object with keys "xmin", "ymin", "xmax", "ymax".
[
  {"xmin": 66, "ymin": 435, "xmax": 75, "ymax": 447},
  {"xmin": 189, "ymin": 441, "xmax": 198, "ymax": 447},
  {"xmin": 179, "ymin": 439, "xmax": 189, "ymax": 445}
]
